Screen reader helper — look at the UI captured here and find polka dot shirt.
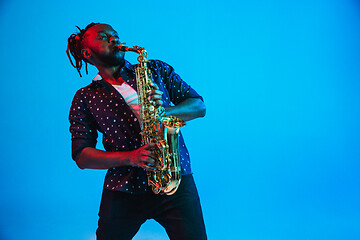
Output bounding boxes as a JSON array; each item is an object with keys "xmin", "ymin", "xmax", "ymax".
[{"xmin": 69, "ymin": 60, "xmax": 203, "ymax": 194}]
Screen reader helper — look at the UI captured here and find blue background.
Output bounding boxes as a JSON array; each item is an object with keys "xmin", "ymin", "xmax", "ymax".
[{"xmin": 0, "ymin": 0, "xmax": 359, "ymax": 239}]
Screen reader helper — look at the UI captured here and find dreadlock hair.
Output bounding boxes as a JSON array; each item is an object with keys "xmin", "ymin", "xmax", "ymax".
[{"xmin": 66, "ymin": 22, "xmax": 100, "ymax": 77}]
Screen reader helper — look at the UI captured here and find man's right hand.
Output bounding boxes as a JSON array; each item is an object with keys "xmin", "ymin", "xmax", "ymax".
[{"xmin": 127, "ymin": 143, "xmax": 157, "ymax": 171}]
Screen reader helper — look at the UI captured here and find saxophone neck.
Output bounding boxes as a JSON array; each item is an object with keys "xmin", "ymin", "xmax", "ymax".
[{"xmin": 118, "ymin": 45, "xmax": 147, "ymax": 62}]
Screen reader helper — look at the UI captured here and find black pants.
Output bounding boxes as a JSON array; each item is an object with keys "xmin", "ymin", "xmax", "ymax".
[{"xmin": 96, "ymin": 175, "xmax": 207, "ymax": 240}]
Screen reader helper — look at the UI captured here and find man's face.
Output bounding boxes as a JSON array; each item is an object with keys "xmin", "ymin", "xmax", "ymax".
[{"xmin": 82, "ymin": 24, "xmax": 125, "ymax": 67}]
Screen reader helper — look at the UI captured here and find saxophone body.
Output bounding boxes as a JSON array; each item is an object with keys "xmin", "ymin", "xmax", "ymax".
[{"xmin": 120, "ymin": 45, "xmax": 185, "ymax": 195}]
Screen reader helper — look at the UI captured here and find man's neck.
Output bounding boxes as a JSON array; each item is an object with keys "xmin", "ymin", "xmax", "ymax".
[{"xmin": 97, "ymin": 63, "xmax": 125, "ymax": 85}]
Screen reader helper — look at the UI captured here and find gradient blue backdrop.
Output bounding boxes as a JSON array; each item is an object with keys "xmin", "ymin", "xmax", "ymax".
[{"xmin": 0, "ymin": 0, "xmax": 359, "ymax": 239}]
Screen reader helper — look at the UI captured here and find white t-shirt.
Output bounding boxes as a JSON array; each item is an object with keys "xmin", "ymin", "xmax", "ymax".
[{"xmin": 112, "ymin": 82, "xmax": 141, "ymax": 121}]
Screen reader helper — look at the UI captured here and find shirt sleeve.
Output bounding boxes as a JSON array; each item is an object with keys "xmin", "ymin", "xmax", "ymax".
[
  {"xmin": 69, "ymin": 89, "xmax": 98, "ymax": 161},
  {"xmin": 151, "ymin": 60, "xmax": 204, "ymax": 105}
]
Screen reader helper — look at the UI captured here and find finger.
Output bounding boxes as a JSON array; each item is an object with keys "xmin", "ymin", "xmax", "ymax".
[
  {"xmin": 142, "ymin": 161, "xmax": 157, "ymax": 171},
  {"xmin": 149, "ymin": 97, "xmax": 163, "ymax": 107},
  {"xmin": 148, "ymin": 90, "xmax": 163, "ymax": 97},
  {"xmin": 149, "ymin": 97, "xmax": 162, "ymax": 107},
  {"xmin": 145, "ymin": 150, "xmax": 157, "ymax": 160},
  {"xmin": 152, "ymin": 89, "xmax": 163, "ymax": 95},
  {"xmin": 150, "ymin": 82, "xmax": 159, "ymax": 90},
  {"xmin": 149, "ymin": 94, "xmax": 162, "ymax": 100},
  {"xmin": 143, "ymin": 142, "xmax": 157, "ymax": 150},
  {"xmin": 141, "ymin": 151, "xmax": 156, "ymax": 163},
  {"xmin": 145, "ymin": 165, "xmax": 157, "ymax": 171},
  {"xmin": 154, "ymin": 100, "xmax": 163, "ymax": 107}
]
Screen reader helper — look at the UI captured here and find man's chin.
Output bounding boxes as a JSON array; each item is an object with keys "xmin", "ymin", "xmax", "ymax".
[
  {"xmin": 112, "ymin": 52, "xmax": 125, "ymax": 65},
  {"xmin": 102, "ymin": 56, "xmax": 125, "ymax": 67}
]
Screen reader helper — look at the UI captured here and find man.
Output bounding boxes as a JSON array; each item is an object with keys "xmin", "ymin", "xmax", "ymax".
[{"xmin": 67, "ymin": 23, "xmax": 207, "ymax": 240}]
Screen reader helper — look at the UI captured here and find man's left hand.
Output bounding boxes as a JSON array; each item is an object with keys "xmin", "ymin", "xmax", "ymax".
[{"xmin": 147, "ymin": 83, "xmax": 163, "ymax": 107}]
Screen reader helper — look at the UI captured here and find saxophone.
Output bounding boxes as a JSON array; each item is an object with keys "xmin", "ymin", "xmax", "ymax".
[{"xmin": 119, "ymin": 45, "xmax": 185, "ymax": 195}]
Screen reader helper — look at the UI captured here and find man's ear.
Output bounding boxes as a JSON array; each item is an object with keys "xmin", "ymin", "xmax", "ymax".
[{"xmin": 81, "ymin": 48, "xmax": 91, "ymax": 60}]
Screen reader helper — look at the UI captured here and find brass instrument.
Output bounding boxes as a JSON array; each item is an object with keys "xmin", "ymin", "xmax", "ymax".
[{"xmin": 120, "ymin": 45, "xmax": 185, "ymax": 195}]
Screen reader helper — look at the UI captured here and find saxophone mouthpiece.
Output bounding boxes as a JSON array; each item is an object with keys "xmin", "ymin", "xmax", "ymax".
[
  {"xmin": 117, "ymin": 43, "xmax": 128, "ymax": 51},
  {"xmin": 117, "ymin": 45, "xmax": 144, "ymax": 54}
]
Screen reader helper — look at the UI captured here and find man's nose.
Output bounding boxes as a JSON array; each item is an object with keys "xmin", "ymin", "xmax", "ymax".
[{"xmin": 109, "ymin": 36, "xmax": 119, "ymax": 44}]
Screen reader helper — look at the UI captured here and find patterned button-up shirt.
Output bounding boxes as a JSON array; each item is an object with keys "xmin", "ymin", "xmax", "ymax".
[{"xmin": 69, "ymin": 60, "xmax": 203, "ymax": 193}]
